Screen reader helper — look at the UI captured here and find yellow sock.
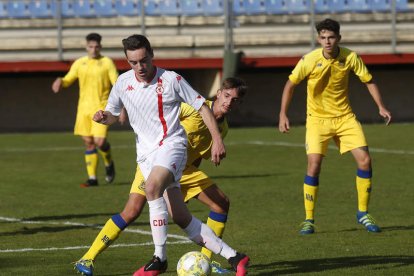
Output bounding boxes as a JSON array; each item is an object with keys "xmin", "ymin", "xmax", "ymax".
[
  {"xmin": 98, "ymin": 144, "xmax": 112, "ymax": 167},
  {"xmin": 85, "ymin": 149, "xmax": 98, "ymax": 179},
  {"xmin": 356, "ymin": 169, "xmax": 372, "ymax": 212},
  {"xmin": 82, "ymin": 214, "xmax": 127, "ymax": 261},
  {"xmin": 304, "ymin": 175, "xmax": 319, "ymax": 221},
  {"xmin": 201, "ymin": 212, "xmax": 227, "ymax": 260}
]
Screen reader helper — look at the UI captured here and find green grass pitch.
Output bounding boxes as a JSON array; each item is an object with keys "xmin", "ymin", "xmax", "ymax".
[{"xmin": 0, "ymin": 124, "xmax": 413, "ymax": 275}]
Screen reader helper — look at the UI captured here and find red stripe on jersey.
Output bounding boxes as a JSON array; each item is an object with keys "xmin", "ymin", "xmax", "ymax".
[{"xmin": 157, "ymin": 78, "xmax": 168, "ymax": 146}]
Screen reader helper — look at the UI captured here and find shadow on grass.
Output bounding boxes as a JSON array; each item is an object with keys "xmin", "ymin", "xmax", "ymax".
[
  {"xmin": 252, "ymin": 255, "xmax": 414, "ymax": 275},
  {"xmin": 339, "ymin": 225, "xmax": 414, "ymax": 232},
  {"xmin": 211, "ymin": 173, "xmax": 287, "ymax": 180},
  {"xmin": 23, "ymin": 213, "xmax": 116, "ymax": 221}
]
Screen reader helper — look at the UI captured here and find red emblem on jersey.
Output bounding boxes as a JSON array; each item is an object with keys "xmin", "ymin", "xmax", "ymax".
[
  {"xmin": 176, "ymin": 75, "xmax": 182, "ymax": 82},
  {"xmin": 126, "ymin": 85, "xmax": 134, "ymax": 92},
  {"xmin": 156, "ymin": 78, "xmax": 164, "ymax": 94}
]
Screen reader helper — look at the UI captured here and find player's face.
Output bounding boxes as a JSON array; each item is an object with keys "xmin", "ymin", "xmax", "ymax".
[
  {"xmin": 86, "ymin": 41, "xmax": 101, "ymax": 59},
  {"xmin": 317, "ymin": 29, "xmax": 341, "ymax": 58},
  {"xmin": 215, "ymin": 88, "xmax": 241, "ymax": 115},
  {"xmin": 126, "ymin": 48, "xmax": 154, "ymax": 82}
]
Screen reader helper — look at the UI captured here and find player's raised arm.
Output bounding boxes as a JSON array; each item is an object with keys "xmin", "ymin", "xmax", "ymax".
[
  {"xmin": 279, "ymin": 79, "xmax": 297, "ymax": 133},
  {"xmin": 93, "ymin": 110, "xmax": 119, "ymax": 126},
  {"xmin": 198, "ymin": 103, "xmax": 226, "ymax": 165}
]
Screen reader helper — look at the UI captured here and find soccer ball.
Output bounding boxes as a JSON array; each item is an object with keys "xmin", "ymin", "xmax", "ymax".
[{"xmin": 177, "ymin": 251, "xmax": 212, "ymax": 276}]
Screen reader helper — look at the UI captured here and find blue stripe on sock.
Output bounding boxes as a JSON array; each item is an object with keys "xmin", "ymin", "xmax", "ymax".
[
  {"xmin": 304, "ymin": 175, "xmax": 319, "ymax": 186},
  {"xmin": 209, "ymin": 211, "xmax": 227, "ymax": 223},
  {"xmin": 111, "ymin": 214, "xmax": 128, "ymax": 230},
  {"xmin": 85, "ymin": 149, "xmax": 98, "ymax": 155},
  {"xmin": 357, "ymin": 169, "xmax": 372, "ymax": 179}
]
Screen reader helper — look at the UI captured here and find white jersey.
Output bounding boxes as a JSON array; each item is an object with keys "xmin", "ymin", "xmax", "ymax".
[{"xmin": 106, "ymin": 67, "xmax": 205, "ymax": 161}]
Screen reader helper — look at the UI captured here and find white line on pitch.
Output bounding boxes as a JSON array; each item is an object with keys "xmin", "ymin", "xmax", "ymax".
[
  {"xmin": 0, "ymin": 215, "xmax": 189, "ymax": 242},
  {"xmin": 1, "ymin": 141, "xmax": 413, "ymax": 155},
  {"xmin": 226, "ymin": 141, "xmax": 414, "ymax": 155},
  {"xmin": 0, "ymin": 240, "xmax": 191, "ymax": 253}
]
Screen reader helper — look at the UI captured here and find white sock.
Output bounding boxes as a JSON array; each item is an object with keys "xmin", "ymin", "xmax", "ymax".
[
  {"xmin": 148, "ymin": 197, "xmax": 168, "ymax": 261},
  {"xmin": 183, "ymin": 216, "xmax": 237, "ymax": 259}
]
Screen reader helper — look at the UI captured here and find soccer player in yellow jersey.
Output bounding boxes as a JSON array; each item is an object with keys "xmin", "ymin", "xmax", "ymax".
[
  {"xmin": 73, "ymin": 77, "xmax": 247, "ymax": 276},
  {"xmin": 279, "ymin": 19, "xmax": 392, "ymax": 235},
  {"xmin": 51, "ymin": 33, "xmax": 119, "ymax": 187}
]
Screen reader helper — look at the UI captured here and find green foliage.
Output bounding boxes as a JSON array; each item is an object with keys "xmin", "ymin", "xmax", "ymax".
[{"xmin": 1, "ymin": 124, "xmax": 413, "ymax": 275}]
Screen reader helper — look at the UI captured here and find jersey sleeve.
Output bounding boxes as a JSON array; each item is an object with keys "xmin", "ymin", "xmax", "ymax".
[
  {"xmin": 289, "ymin": 55, "xmax": 311, "ymax": 85},
  {"xmin": 61, "ymin": 59, "xmax": 80, "ymax": 88},
  {"xmin": 105, "ymin": 80, "xmax": 124, "ymax": 116},
  {"xmin": 350, "ymin": 53, "xmax": 373, "ymax": 83},
  {"xmin": 173, "ymin": 74, "xmax": 205, "ymax": 111}
]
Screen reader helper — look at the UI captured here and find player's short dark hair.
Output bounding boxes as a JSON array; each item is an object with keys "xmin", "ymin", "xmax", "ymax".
[
  {"xmin": 86, "ymin": 33, "xmax": 102, "ymax": 44},
  {"xmin": 122, "ymin": 34, "xmax": 153, "ymax": 57},
  {"xmin": 222, "ymin": 77, "xmax": 248, "ymax": 98},
  {"xmin": 316, "ymin": 18, "xmax": 340, "ymax": 35}
]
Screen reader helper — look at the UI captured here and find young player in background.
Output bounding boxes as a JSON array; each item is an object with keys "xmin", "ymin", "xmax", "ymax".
[
  {"xmin": 278, "ymin": 18, "xmax": 392, "ymax": 235},
  {"xmin": 51, "ymin": 33, "xmax": 119, "ymax": 187},
  {"xmin": 73, "ymin": 77, "xmax": 247, "ymax": 276},
  {"xmin": 85, "ymin": 34, "xmax": 249, "ymax": 275}
]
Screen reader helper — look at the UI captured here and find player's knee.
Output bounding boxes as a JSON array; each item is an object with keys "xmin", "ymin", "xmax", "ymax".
[
  {"xmin": 358, "ymin": 156, "xmax": 371, "ymax": 170},
  {"xmin": 120, "ymin": 208, "xmax": 140, "ymax": 224},
  {"xmin": 172, "ymin": 215, "xmax": 191, "ymax": 229},
  {"xmin": 96, "ymin": 139, "xmax": 108, "ymax": 149},
  {"xmin": 215, "ymin": 196, "xmax": 230, "ymax": 214}
]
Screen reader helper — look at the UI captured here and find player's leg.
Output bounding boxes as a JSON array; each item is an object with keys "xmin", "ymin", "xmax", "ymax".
[
  {"xmin": 301, "ymin": 154, "xmax": 323, "ymax": 234},
  {"xmin": 74, "ymin": 112, "xmax": 99, "ymax": 187},
  {"xmin": 81, "ymin": 135, "xmax": 99, "ymax": 187},
  {"xmin": 92, "ymin": 121, "xmax": 115, "ymax": 183},
  {"xmin": 165, "ymin": 187, "xmax": 249, "ymax": 275},
  {"xmin": 133, "ymin": 166, "xmax": 172, "ymax": 276},
  {"xmin": 301, "ymin": 116, "xmax": 330, "ymax": 234},
  {"xmin": 351, "ymin": 147, "xmax": 380, "ymax": 232},
  {"xmin": 196, "ymin": 185, "xmax": 230, "ymax": 259},
  {"xmin": 179, "ymin": 166, "xmax": 229, "ymax": 259},
  {"xmin": 337, "ymin": 114, "xmax": 380, "ymax": 232},
  {"xmin": 74, "ymin": 166, "xmax": 148, "ymax": 275}
]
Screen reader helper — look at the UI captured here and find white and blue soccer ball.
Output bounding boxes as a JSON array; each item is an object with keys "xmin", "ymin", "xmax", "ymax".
[{"xmin": 177, "ymin": 251, "xmax": 212, "ymax": 276}]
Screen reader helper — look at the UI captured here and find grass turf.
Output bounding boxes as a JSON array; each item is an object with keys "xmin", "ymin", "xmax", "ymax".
[{"xmin": 0, "ymin": 123, "xmax": 413, "ymax": 275}]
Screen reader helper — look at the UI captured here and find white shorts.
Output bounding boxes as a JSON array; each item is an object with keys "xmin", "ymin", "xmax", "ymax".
[{"xmin": 138, "ymin": 141, "xmax": 187, "ymax": 188}]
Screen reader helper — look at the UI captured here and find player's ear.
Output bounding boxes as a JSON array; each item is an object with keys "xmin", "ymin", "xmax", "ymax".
[
  {"xmin": 216, "ymin": 89, "xmax": 222, "ymax": 98},
  {"xmin": 338, "ymin": 34, "xmax": 342, "ymax": 42}
]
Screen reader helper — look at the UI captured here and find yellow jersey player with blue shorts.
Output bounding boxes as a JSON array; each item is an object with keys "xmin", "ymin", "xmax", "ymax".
[
  {"xmin": 279, "ymin": 19, "xmax": 392, "ymax": 235},
  {"xmin": 74, "ymin": 76, "xmax": 248, "ymax": 276},
  {"xmin": 52, "ymin": 33, "xmax": 119, "ymax": 187}
]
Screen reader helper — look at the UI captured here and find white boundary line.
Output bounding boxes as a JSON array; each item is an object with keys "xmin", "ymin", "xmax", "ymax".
[
  {"xmin": 0, "ymin": 216, "xmax": 191, "ymax": 253},
  {"xmin": 1, "ymin": 141, "xmax": 414, "ymax": 155}
]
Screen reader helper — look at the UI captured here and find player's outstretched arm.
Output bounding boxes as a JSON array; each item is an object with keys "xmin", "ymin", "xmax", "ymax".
[
  {"xmin": 198, "ymin": 103, "xmax": 226, "ymax": 166},
  {"xmin": 365, "ymin": 81, "xmax": 392, "ymax": 125},
  {"xmin": 93, "ymin": 110, "xmax": 119, "ymax": 126},
  {"xmin": 279, "ymin": 79, "xmax": 297, "ymax": 133}
]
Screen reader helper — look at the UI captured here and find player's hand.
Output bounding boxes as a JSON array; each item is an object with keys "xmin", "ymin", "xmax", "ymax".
[
  {"xmin": 279, "ymin": 114, "xmax": 290, "ymax": 133},
  {"xmin": 51, "ymin": 78, "xmax": 62, "ymax": 93},
  {"xmin": 93, "ymin": 110, "xmax": 107, "ymax": 124},
  {"xmin": 379, "ymin": 107, "xmax": 392, "ymax": 125},
  {"xmin": 211, "ymin": 139, "xmax": 226, "ymax": 166}
]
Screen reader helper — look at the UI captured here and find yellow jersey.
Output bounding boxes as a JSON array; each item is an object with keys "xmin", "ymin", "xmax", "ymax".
[
  {"xmin": 62, "ymin": 56, "xmax": 118, "ymax": 114},
  {"xmin": 180, "ymin": 100, "xmax": 228, "ymax": 165},
  {"xmin": 289, "ymin": 47, "xmax": 372, "ymax": 118}
]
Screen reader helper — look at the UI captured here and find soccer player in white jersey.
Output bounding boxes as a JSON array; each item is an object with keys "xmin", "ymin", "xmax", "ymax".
[{"xmin": 92, "ymin": 34, "xmax": 249, "ymax": 276}]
